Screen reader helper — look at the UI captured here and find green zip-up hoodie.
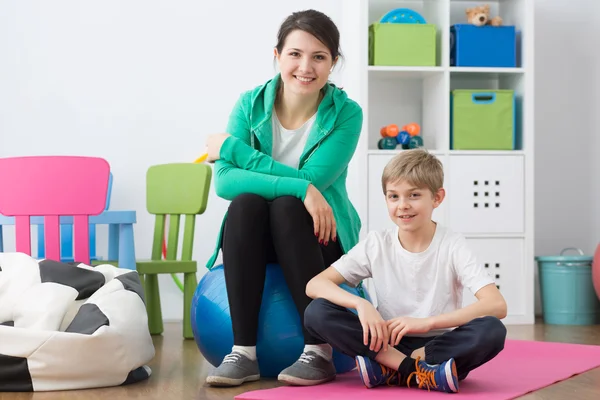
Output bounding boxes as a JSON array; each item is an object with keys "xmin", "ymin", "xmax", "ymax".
[{"xmin": 206, "ymin": 74, "xmax": 363, "ymax": 269}]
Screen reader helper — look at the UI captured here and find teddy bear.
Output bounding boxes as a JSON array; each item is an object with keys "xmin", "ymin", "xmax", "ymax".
[{"xmin": 466, "ymin": 5, "xmax": 503, "ymax": 27}]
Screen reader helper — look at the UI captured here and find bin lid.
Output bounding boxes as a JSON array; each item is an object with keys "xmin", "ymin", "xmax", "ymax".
[{"xmin": 535, "ymin": 247, "xmax": 593, "ymax": 262}]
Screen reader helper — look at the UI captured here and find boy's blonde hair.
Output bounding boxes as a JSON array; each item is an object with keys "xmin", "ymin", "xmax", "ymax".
[{"xmin": 381, "ymin": 149, "xmax": 444, "ymax": 194}]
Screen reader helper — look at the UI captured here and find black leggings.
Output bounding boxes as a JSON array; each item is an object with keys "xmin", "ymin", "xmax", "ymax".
[{"xmin": 222, "ymin": 193, "xmax": 344, "ymax": 346}]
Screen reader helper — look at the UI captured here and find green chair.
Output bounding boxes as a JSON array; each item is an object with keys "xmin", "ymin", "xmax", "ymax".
[{"xmin": 136, "ymin": 163, "xmax": 212, "ymax": 339}]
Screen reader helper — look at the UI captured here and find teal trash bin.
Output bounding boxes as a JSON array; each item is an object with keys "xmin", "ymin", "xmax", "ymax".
[{"xmin": 536, "ymin": 248, "xmax": 600, "ymax": 325}]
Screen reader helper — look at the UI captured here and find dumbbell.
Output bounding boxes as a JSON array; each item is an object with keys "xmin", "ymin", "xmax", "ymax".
[
  {"xmin": 378, "ymin": 137, "xmax": 397, "ymax": 150},
  {"xmin": 401, "ymin": 135, "xmax": 424, "ymax": 149},
  {"xmin": 409, "ymin": 136, "xmax": 424, "ymax": 148},
  {"xmin": 380, "ymin": 124, "xmax": 399, "ymax": 138},
  {"xmin": 396, "ymin": 131, "xmax": 411, "ymax": 146},
  {"xmin": 402, "ymin": 123, "xmax": 421, "ymax": 137}
]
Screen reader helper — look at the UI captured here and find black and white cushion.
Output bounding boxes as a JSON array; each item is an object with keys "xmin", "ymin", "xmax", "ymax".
[{"xmin": 0, "ymin": 252, "xmax": 155, "ymax": 392}]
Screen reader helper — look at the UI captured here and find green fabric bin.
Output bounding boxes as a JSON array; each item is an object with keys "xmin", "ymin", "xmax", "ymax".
[
  {"xmin": 369, "ymin": 23, "xmax": 437, "ymax": 66},
  {"xmin": 451, "ymin": 89, "xmax": 515, "ymax": 150}
]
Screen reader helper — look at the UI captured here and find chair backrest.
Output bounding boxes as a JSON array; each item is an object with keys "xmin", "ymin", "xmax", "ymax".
[
  {"xmin": 37, "ymin": 171, "xmax": 114, "ymax": 259},
  {"xmin": 145, "ymin": 163, "xmax": 212, "ymax": 261},
  {"xmin": 0, "ymin": 156, "xmax": 110, "ymax": 263}
]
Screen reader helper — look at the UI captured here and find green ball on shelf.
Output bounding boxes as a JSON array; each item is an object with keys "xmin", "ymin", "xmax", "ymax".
[
  {"xmin": 378, "ymin": 137, "xmax": 397, "ymax": 150},
  {"xmin": 409, "ymin": 135, "xmax": 424, "ymax": 149}
]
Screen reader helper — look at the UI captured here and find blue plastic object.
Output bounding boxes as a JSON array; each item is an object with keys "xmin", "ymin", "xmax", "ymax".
[
  {"xmin": 450, "ymin": 24, "xmax": 516, "ymax": 67},
  {"xmin": 191, "ymin": 263, "xmax": 372, "ymax": 378},
  {"xmin": 380, "ymin": 8, "xmax": 426, "ymax": 24},
  {"xmin": 536, "ymin": 248, "xmax": 600, "ymax": 325},
  {"xmin": 396, "ymin": 131, "xmax": 411, "ymax": 145},
  {"xmin": 37, "ymin": 172, "xmax": 113, "ymax": 261}
]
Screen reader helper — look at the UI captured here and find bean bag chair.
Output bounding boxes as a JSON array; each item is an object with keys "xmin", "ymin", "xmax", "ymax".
[{"xmin": 0, "ymin": 252, "xmax": 155, "ymax": 392}]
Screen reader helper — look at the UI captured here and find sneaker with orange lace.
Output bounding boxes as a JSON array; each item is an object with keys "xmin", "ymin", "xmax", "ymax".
[
  {"xmin": 407, "ymin": 357, "xmax": 459, "ymax": 393},
  {"xmin": 354, "ymin": 356, "xmax": 400, "ymax": 389},
  {"xmin": 354, "ymin": 355, "xmax": 459, "ymax": 393}
]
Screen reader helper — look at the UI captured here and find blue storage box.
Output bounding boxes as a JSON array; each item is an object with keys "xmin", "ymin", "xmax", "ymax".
[{"xmin": 450, "ymin": 24, "xmax": 517, "ymax": 67}]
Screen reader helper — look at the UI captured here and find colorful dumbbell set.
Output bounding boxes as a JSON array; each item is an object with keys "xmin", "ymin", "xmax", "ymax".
[{"xmin": 378, "ymin": 123, "xmax": 424, "ymax": 150}]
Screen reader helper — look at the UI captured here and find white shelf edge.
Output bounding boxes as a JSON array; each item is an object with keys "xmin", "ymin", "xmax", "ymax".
[
  {"xmin": 449, "ymin": 67, "xmax": 525, "ymax": 74},
  {"xmin": 367, "ymin": 150, "xmax": 525, "ymax": 156},
  {"xmin": 448, "ymin": 150, "xmax": 525, "ymax": 156},
  {"xmin": 367, "ymin": 66, "xmax": 525, "ymax": 74},
  {"xmin": 367, "ymin": 149, "xmax": 446, "ymax": 156},
  {"xmin": 368, "ymin": 66, "xmax": 444, "ymax": 73}
]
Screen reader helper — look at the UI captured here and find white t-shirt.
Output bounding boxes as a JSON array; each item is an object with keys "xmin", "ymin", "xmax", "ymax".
[
  {"xmin": 271, "ymin": 111, "xmax": 315, "ymax": 168},
  {"xmin": 332, "ymin": 224, "xmax": 495, "ymax": 336}
]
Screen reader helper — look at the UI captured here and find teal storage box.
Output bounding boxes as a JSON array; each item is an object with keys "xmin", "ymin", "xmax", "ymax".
[
  {"xmin": 450, "ymin": 89, "xmax": 515, "ymax": 150},
  {"xmin": 369, "ymin": 23, "xmax": 437, "ymax": 66},
  {"xmin": 536, "ymin": 249, "xmax": 600, "ymax": 325}
]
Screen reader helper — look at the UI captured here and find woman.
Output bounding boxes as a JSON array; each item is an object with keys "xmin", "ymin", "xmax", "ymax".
[{"xmin": 204, "ymin": 9, "xmax": 363, "ymax": 387}]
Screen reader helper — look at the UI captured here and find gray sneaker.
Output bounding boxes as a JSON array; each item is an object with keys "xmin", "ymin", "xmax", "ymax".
[
  {"xmin": 205, "ymin": 352, "xmax": 260, "ymax": 387},
  {"xmin": 277, "ymin": 351, "xmax": 336, "ymax": 386}
]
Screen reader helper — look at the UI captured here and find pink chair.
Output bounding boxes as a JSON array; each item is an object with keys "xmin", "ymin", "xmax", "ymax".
[{"xmin": 0, "ymin": 156, "xmax": 110, "ymax": 264}]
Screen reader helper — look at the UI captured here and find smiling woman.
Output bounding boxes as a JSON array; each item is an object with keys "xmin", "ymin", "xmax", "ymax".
[
  {"xmin": 273, "ymin": 12, "xmax": 342, "ymax": 130},
  {"xmin": 202, "ymin": 9, "xmax": 364, "ymax": 389}
]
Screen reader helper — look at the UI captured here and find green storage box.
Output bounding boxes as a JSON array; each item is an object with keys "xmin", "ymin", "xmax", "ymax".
[
  {"xmin": 369, "ymin": 23, "xmax": 437, "ymax": 66},
  {"xmin": 451, "ymin": 89, "xmax": 515, "ymax": 150}
]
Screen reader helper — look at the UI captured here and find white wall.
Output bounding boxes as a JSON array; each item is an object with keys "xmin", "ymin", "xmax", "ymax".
[
  {"xmin": 592, "ymin": 12, "xmax": 600, "ymax": 256},
  {"xmin": 533, "ymin": 0, "xmax": 600, "ymax": 314},
  {"xmin": 534, "ymin": 0, "xmax": 600, "ymax": 256},
  {"xmin": 0, "ymin": 0, "xmax": 354, "ymax": 321},
  {"xmin": 2, "ymin": 0, "xmax": 600, "ymax": 321}
]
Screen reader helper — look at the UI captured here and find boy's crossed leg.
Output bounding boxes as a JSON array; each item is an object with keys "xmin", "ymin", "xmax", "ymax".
[
  {"xmin": 304, "ymin": 298, "xmax": 457, "ymax": 392},
  {"xmin": 305, "ymin": 298, "xmax": 506, "ymax": 393}
]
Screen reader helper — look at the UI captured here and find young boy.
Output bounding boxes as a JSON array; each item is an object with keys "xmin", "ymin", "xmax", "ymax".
[{"xmin": 304, "ymin": 149, "xmax": 508, "ymax": 393}]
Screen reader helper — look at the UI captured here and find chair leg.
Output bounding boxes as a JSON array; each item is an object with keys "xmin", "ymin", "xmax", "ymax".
[
  {"xmin": 145, "ymin": 274, "xmax": 164, "ymax": 335},
  {"xmin": 183, "ymin": 271, "xmax": 197, "ymax": 339}
]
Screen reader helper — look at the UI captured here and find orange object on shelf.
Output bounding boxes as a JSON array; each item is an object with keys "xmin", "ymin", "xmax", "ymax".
[
  {"xmin": 380, "ymin": 124, "xmax": 399, "ymax": 137},
  {"xmin": 405, "ymin": 123, "xmax": 421, "ymax": 136}
]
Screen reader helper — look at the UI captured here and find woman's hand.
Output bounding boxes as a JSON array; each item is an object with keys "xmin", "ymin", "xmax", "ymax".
[
  {"xmin": 356, "ymin": 298, "xmax": 389, "ymax": 352},
  {"xmin": 205, "ymin": 133, "xmax": 231, "ymax": 162},
  {"xmin": 303, "ymin": 184, "xmax": 336, "ymax": 245}
]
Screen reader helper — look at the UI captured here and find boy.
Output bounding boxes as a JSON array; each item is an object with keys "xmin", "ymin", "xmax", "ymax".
[{"xmin": 304, "ymin": 149, "xmax": 507, "ymax": 393}]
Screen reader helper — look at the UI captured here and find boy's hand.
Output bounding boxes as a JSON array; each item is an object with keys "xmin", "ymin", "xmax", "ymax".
[
  {"xmin": 387, "ymin": 317, "xmax": 433, "ymax": 345},
  {"xmin": 356, "ymin": 299, "xmax": 390, "ymax": 353}
]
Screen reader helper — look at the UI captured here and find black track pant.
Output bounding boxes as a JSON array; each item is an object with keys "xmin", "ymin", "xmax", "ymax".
[
  {"xmin": 305, "ymin": 298, "xmax": 507, "ymax": 380},
  {"xmin": 222, "ymin": 193, "xmax": 344, "ymax": 346}
]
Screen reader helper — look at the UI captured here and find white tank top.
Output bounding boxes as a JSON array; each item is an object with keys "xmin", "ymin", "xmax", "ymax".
[{"xmin": 271, "ymin": 111, "xmax": 315, "ymax": 168}]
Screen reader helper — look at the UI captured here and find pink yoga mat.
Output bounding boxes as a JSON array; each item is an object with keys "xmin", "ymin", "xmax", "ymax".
[{"xmin": 235, "ymin": 339, "xmax": 600, "ymax": 399}]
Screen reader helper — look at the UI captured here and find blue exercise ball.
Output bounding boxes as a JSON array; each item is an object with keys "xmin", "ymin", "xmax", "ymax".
[{"xmin": 191, "ymin": 263, "xmax": 371, "ymax": 378}]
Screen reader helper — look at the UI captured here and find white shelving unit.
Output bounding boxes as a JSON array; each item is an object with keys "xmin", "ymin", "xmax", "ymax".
[{"xmin": 342, "ymin": 0, "xmax": 535, "ymax": 325}]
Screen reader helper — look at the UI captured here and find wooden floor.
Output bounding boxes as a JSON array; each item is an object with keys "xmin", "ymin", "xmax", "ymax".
[{"xmin": 2, "ymin": 321, "xmax": 600, "ymax": 400}]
